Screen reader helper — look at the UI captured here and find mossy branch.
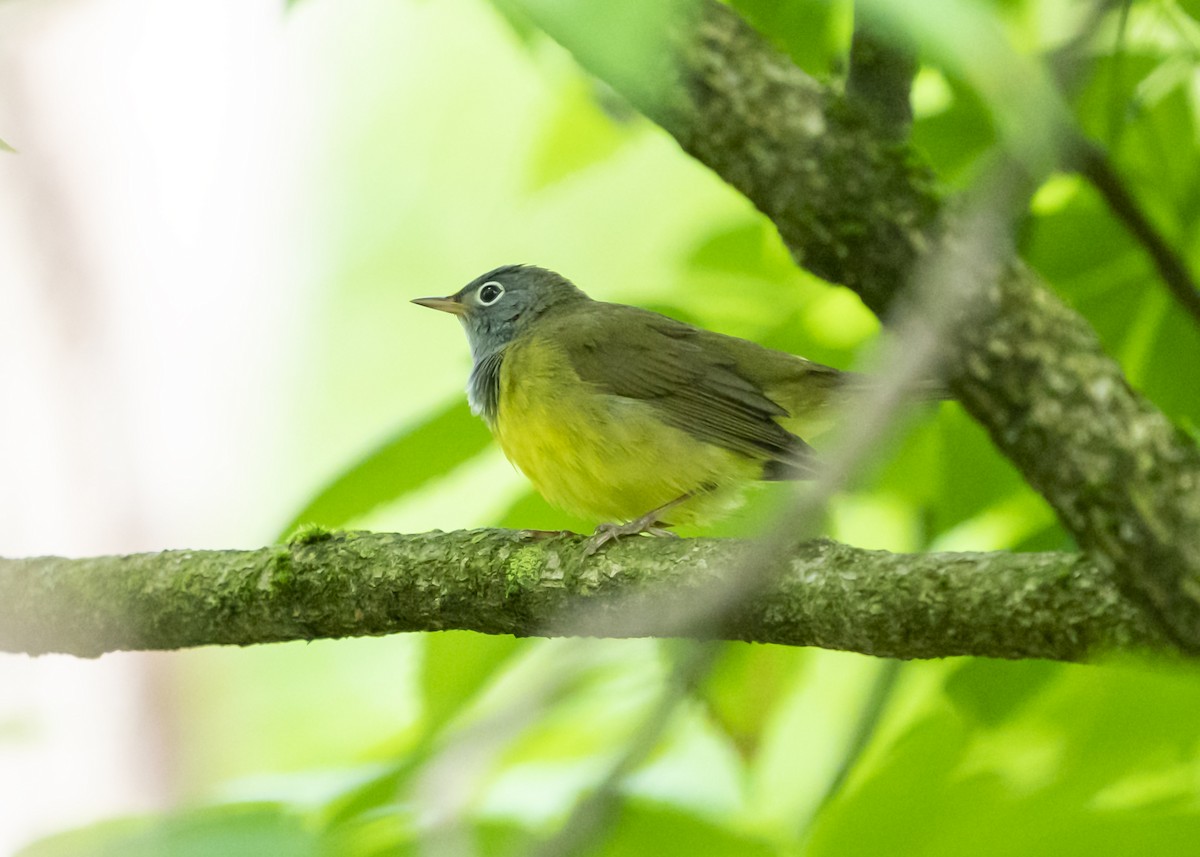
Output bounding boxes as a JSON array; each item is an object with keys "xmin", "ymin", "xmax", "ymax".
[
  {"xmin": 510, "ymin": 0, "xmax": 1200, "ymax": 651},
  {"xmin": 0, "ymin": 530, "xmax": 1172, "ymax": 661}
]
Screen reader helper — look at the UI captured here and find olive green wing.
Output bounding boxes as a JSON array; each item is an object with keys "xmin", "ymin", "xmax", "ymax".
[{"xmin": 555, "ymin": 304, "xmax": 825, "ymax": 479}]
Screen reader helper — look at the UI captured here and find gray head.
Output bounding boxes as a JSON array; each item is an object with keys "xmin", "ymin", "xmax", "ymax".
[{"xmin": 412, "ymin": 265, "xmax": 589, "ymax": 360}]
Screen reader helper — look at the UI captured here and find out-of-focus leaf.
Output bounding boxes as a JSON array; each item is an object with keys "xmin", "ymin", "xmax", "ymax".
[
  {"xmin": 910, "ymin": 74, "xmax": 997, "ymax": 183},
  {"xmin": 421, "ymin": 631, "xmax": 526, "ymax": 730},
  {"xmin": 681, "ymin": 219, "xmax": 822, "ymax": 348},
  {"xmin": 473, "ymin": 822, "xmax": 538, "ymax": 856},
  {"xmin": 280, "ymin": 400, "xmax": 490, "ymax": 537},
  {"xmin": 527, "ymin": 77, "xmax": 636, "ymax": 191},
  {"xmin": 1115, "ymin": 82, "xmax": 1197, "ymax": 220},
  {"xmin": 17, "ymin": 804, "xmax": 316, "ymax": 857},
  {"xmin": 501, "ymin": 0, "xmax": 693, "ymax": 112},
  {"xmin": 931, "ymin": 490, "xmax": 1060, "ymax": 553},
  {"xmin": 872, "ymin": 416, "xmax": 945, "ymax": 513},
  {"xmin": 1181, "ymin": 0, "xmax": 1200, "ymax": 21},
  {"xmin": 1025, "ymin": 184, "xmax": 1139, "ymax": 287},
  {"xmin": 318, "ymin": 762, "xmax": 421, "ymax": 831},
  {"xmin": 728, "ymin": 0, "xmax": 849, "ymax": 76},
  {"xmin": 686, "ymin": 220, "xmax": 797, "ymax": 281},
  {"xmin": 493, "ymin": 488, "xmax": 593, "ymax": 533},
  {"xmin": 1138, "ymin": 303, "xmax": 1200, "ymax": 426},
  {"xmin": 0, "ymin": 136, "xmax": 14, "ymax": 153},
  {"xmin": 1073, "ymin": 50, "xmax": 1160, "ymax": 147},
  {"xmin": 486, "ymin": 0, "xmax": 541, "ymax": 45},
  {"xmin": 488, "ymin": 640, "xmax": 663, "ymax": 768},
  {"xmin": 469, "ymin": 806, "xmax": 778, "ymax": 857},
  {"xmin": 811, "ymin": 662, "xmax": 1200, "ymax": 855},
  {"xmin": 928, "ymin": 408, "xmax": 1037, "ymax": 535},
  {"xmin": 320, "ymin": 807, "xmax": 416, "ymax": 857},
  {"xmin": 944, "ymin": 659, "xmax": 1062, "ymax": 727},
  {"xmin": 808, "ymin": 712, "xmax": 969, "ymax": 855},
  {"xmin": 594, "ymin": 800, "xmax": 778, "ymax": 857},
  {"xmin": 700, "ymin": 642, "xmax": 810, "ymax": 758},
  {"xmin": 319, "ymin": 633, "xmax": 528, "ymax": 825},
  {"xmin": 1022, "ymin": 660, "xmax": 1200, "ymax": 793}
]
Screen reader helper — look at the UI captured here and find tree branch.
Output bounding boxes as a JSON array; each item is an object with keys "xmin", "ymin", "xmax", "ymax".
[
  {"xmin": 515, "ymin": 0, "xmax": 1200, "ymax": 651},
  {"xmin": 0, "ymin": 531, "xmax": 1171, "ymax": 661},
  {"xmin": 847, "ymin": 17, "xmax": 917, "ymax": 139}
]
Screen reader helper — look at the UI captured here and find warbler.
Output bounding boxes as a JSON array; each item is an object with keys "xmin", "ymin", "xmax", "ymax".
[{"xmin": 414, "ymin": 265, "xmax": 858, "ymax": 546}]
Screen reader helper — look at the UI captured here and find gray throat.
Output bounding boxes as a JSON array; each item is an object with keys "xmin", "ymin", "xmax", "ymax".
[{"xmin": 467, "ymin": 349, "xmax": 504, "ymax": 426}]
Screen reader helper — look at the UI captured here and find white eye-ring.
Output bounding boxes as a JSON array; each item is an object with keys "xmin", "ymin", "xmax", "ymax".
[{"xmin": 476, "ymin": 281, "xmax": 505, "ymax": 306}]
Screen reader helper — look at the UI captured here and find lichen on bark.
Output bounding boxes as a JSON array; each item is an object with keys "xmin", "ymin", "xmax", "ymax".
[{"xmin": 0, "ymin": 532, "xmax": 1172, "ymax": 661}]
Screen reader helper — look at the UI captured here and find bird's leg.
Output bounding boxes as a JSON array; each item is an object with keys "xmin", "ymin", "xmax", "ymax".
[{"xmin": 583, "ymin": 487, "xmax": 711, "ymax": 556}]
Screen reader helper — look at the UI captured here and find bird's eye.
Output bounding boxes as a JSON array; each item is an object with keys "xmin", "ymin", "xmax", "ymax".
[{"xmin": 477, "ymin": 282, "xmax": 504, "ymax": 305}]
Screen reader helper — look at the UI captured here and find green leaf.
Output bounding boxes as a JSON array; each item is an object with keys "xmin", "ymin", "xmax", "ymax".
[
  {"xmin": 1021, "ymin": 660, "xmax": 1200, "ymax": 793},
  {"xmin": 499, "ymin": 0, "xmax": 693, "ymax": 112},
  {"xmin": 910, "ymin": 73, "xmax": 997, "ymax": 183},
  {"xmin": 485, "ymin": 0, "xmax": 542, "ymax": 45},
  {"xmin": 1138, "ymin": 303, "xmax": 1200, "ymax": 427},
  {"xmin": 700, "ymin": 642, "xmax": 809, "ymax": 759},
  {"xmin": 317, "ymin": 634, "xmax": 527, "ymax": 826},
  {"xmin": 0, "ymin": 136, "xmax": 14, "ymax": 153},
  {"xmin": 472, "ymin": 806, "xmax": 779, "ymax": 857},
  {"xmin": 17, "ymin": 804, "xmax": 316, "ymax": 857},
  {"xmin": 944, "ymin": 659, "xmax": 1062, "ymax": 727},
  {"xmin": 280, "ymin": 400, "xmax": 490, "ymax": 537},
  {"xmin": 319, "ymin": 804, "xmax": 417, "ymax": 857},
  {"xmin": 728, "ymin": 0, "xmax": 849, "ymax": 76},
  {"xmin": 595, "ymin": 800, "xmax": 778, "ymax": 857},
  {"xmin": 473, "ymin": 822, "xmax": 538, "ymax": 856},
  {"xmin": 493, "ymin": 488, "xmax": 593, "ymax": 532},
  {"xmin": 421, "ymin": 631, "xmax": 526, "ymax": 729},
  {"xmin": 810, "ymin": 661, "xmax": 1200, "ymax": 855},
  {"xmin": 928, "ymin": 407, "xmax": 1042, "ymax": 536},
  {"xmin": 527, "ymin": 76, "xmax": 637, "ymax": 191},
  {"xmin": 685, "ymin": 219, "xmax": 806, "ymax": 286},
  {"xmin": 1025, "ymin": 183, "xmax": 1140, "ymax": 289},
  {"xmin": 808, "ymin": 711, "xmax": 970, "ymax": 855}
]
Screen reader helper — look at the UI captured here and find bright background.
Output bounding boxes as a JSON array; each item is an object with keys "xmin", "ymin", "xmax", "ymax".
[{"xmin": 1, "ymin": 0, "xmax": 1199, "ymax": 854}]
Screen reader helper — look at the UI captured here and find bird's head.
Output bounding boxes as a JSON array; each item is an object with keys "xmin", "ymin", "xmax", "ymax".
[{"xmin": 413, "ymin": 264, "xmax": 587, "ymax": 360}]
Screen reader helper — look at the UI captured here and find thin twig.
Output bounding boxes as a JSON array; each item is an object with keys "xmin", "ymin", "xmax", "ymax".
[
  {"xmin": 810, "ymin": 660, "xmax": 903, "ymax": 821},
  {"xmin": 527, "ymin": 642, "xmax": 721, "ymax": 857},
  {"xmin": 1075, "ymin": 141, "xmax": 1200, "ymax": 327},
  {"xmin": 1043, "ymin": 0, "xmax": 1200, "ymax": 328}
]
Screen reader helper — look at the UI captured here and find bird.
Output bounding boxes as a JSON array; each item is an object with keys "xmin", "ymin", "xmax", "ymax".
[{"xmin": 414, "ymin": 264, "xmax": 861, "ymax": 549}]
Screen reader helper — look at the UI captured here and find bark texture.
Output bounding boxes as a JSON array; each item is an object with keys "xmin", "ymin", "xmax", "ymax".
[{"xmin": 0, "ymin": 531, "xmax": 1170, "ymax": 661}]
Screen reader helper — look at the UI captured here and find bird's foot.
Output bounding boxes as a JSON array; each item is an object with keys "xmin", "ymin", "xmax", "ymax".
[{"xmin": 583, "ymin": 515, "xmax": 678, "ymax": 556}]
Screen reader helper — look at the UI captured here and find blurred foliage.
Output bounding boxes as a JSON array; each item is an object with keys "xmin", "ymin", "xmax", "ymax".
[
  {"xmin": 280, "ymin": 400, "xmax": 490, "ymax": 537},
  {"xmin": 22, "ymin": 0, "xmax": 1200, "ymax": 855}
]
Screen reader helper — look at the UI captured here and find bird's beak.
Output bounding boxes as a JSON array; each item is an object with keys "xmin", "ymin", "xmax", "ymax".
[{"xmin": 411, "ymin": 295, "xmax": 467, "ymax": 316}]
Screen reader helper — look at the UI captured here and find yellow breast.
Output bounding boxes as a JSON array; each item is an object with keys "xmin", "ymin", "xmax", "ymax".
[{"xmin": 491, "ymin": 335, "xmax": 761, "ymax": 525}]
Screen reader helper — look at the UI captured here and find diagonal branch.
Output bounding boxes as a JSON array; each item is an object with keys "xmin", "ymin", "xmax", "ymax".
[
  {"xmin": 847, "ymin": 16, "xmax": 918, "ymax": 139},
  {"xmin": 0, "ymin": 531, "xmax": 1172, "ymax": 661},
  {"xmin": 512, "ymin": 0, "xmax": 1200, "ymax": 651}
]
